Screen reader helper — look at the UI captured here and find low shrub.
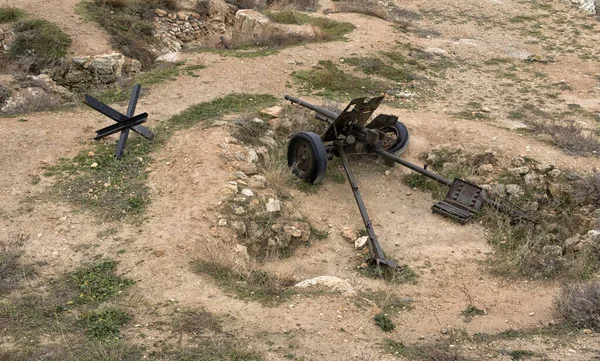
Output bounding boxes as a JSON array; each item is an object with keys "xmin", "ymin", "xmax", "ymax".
[
  {"xmin": 556, "ymin": 281, "xmax": 600, "ymax": 331},
  {"xmin": 9, "ymin": 19, "xmax": 72, "ymax": 73}
]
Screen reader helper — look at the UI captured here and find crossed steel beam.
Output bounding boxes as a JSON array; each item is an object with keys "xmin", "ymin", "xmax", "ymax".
[{"xmin": 84, "ymin": 84, "xmax": 154, "ymax": 159}]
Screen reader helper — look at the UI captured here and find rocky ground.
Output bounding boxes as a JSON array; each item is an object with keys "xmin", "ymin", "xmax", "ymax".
[{"xmin": 1, "ymin": 0, "xmax": 600, "ymax": 360}]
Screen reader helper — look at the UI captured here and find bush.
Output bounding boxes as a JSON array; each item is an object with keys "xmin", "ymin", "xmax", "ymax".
[
  {"xmin": 374, "ymin": 313, "xmax": 395, "ymax": 331},
  {"xmin": 84, "ymin": 305, "xmax": 131, "ymax": 340},
  {"xmin": 79, "ymin": 0, "xmax": 168, "ymax": 69},
  {"xmin": 0, "ymin": 7, "xmax": 27, "ymax": 23},
  {"xmin": 9, "ymin": 19, "xmax": 72, "ymax": 73},
  {"xmin": 0, "ymin": 84, "xmax": 10, "ymax": 105},
  {"xmin": 556, "ymin": 281, "xmax": 600, "ymax": 331}
]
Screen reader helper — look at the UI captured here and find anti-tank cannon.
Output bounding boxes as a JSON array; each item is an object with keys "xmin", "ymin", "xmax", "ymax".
[{"xmin": 284, "ymin": 95, "xmax": 533, "ymax": 270}]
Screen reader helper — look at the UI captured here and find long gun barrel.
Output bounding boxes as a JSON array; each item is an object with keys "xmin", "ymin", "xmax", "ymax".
[{"xmin": 284, "ymin": 95, "xmax": 339, "ymax": 122}]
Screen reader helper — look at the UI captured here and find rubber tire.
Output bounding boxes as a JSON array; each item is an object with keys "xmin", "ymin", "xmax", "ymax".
[
  {"xmin": 287, "ymin": 131, "xmax": 328, "ymax": 184},
  {"xmin": 379, "ymin": 121, "xmax": 410, "ymax": 155}
]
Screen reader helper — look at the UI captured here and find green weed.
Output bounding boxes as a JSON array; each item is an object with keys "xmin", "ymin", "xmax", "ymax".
[
  {"xmin": 83, "ymin": 305, "xmax": 131, "ymax": 340},
  {"xmin": 191, "ymin": 259, "xmax": 296, "ymax": 305},
  {"xmin": 9, "ymin": 19, "xmax": 72, "ymax": 72},
  {"xmin": 0, "ymin": 7, "xmax": 27, "ymax": 23},
  {"xmin": 343, "ymin": 56, "xmax": 415, "ymax": 82},
  {"xmin": 374, "ymin": 313, "xmax": 395, "ymax": 331},
  {"xmin": 70, "ymin": 259, "xmax": 134, "ymax": 304},
  {"xmin": 293, "ymin": 60, "xmax": 388, "ymax": 100}
]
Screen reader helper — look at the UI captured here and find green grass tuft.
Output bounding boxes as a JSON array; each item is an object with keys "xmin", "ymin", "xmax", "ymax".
[
  {"xmin": 0, "ymin": 7, "xmax": 27, "ymax": 23},
  {"xmin": 293, "ymin": 60, "xmax": 388, "ymax": 100},
  {"xmin": 344, "ymin": 56, "xmax": 415, "ymax": 82},
  {"xmin": 191, "ymin": 259, "xmax": 296, "ymax": 306},
  {"xmin": 84, "ymin": 305, "xmax": 131, "ymax": 340},
  {"xmin": 374, "ymin": 313, "xmax": 395, "ymax": 331},
  {"xmin": 70, "ymin": 259, "xmax": 134, "ymax": 304},
  {"xmin": 9, "ymin": 19, "xmax": 72, "ymax": 72}
]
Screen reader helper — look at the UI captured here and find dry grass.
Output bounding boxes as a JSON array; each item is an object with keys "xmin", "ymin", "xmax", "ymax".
[
  {"xmin": 1, "ymin": 89, "xmax": 60, "ymax": 115},
  {"xmin": 556, "ymin": 281, "xmax": 600, "ymax": 331},
  {"xmin": 383, "ymin": 339, "xmax": 472, "ymax": 360},
  {"xmin": 9, "ymin": 19, "xmax": 72, "ymax": 73},
  {"xmin": 269, "ymin": 0, "xmax": 319, "ymax": 11},
  {"xmin": 0, "ymin": 84, "xmax": 10, "ymax": 105},
  {"xmin": 94, "ymin": 0, "xmax": 128, "ymax": 8},
  {"xmin": 534, "ymin": 122, "xmax": 600, "ymax": 156},
  {"xmin": 326, "ymin": 0, "xmax": 420, "ymax": 27},
  {"xmin": 79, "ymin": 0, "xmax": 184, "ymax": 69},
  {"xmin": 191, "ymin": 258, "xmax": 296, "ymax": 305},
  {"xmin": 0, "ymin": 235, "xmax": 34, "ymax": 295}
]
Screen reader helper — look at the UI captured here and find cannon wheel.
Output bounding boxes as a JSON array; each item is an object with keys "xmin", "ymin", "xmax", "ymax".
[
  {"xmin": 379, "ymin": 121, "xmax": 410, "ymax": 155},
  {"xmin": 287, "ymin": 132, "xmax": 327, "ymax": 184}
]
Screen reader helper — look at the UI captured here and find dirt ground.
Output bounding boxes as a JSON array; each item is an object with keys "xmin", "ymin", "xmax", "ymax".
[{"xmin": 1, "ymin": 0, "xmax": 600, "ymax": 360}]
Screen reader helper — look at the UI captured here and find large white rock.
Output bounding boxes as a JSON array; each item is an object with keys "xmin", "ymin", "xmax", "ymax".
[
  {"xmin": 294, "ymin": 276, "xmax": 355, "ymax": 294},
  {"xmin": 155, "ymin": 52, "xmax": 181, "ymax": 63}
]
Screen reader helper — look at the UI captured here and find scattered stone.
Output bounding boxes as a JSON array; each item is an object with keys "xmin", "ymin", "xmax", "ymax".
[
  {"xmin": 423, "ymin": 47, "xmax": 448, "ymax": 55},
  {"xmin": 218, "ymin": 218, "xmax": 227, "ymax": 227},
  {"xmin": 88, "ymin": 151, "xmax": 95, "ymax": 157},
  {"xmin": 230, "ymin": 220, "xmax": 247, "ymax": 235},
  {"xmin": 240, "ymin": 163, "xmax": 259, "ymax": 176},
  {"xmin": 512, "ymin": 157, "xmax": 526, "ymax": 167},
  {"xmin": 234, "ymin": 206, "xmax": 245, "ymax": 215},
  {"xmin": 259, "ymin": 136, "xmax": 276, "ymax": 148},
  {"xmin": 508, "ymin": 166, "xmax": 530, "ymax": 176},
  {"xmin": 233, "ymin": 195, "xmax": 246, "ymax": 203},
  {"xmin": 583, "ymin": 329, "xmax": 593, "ymax": 334},
  {"xmin": 266, "ymin": 198, "xmax": 281, "ymax": 213},
  {"xmin": 542, "ymin": 245, "xmax": 562, "ymax": 258},
  {"xmin": 341, "ymin": 227, "xmax": 357, "ymax": 242},
  {"xmin": 248, "ymin": 175, "xmax": 267, "ymax": 188},
  {"xmin": 476, "ymin": 164, "xmax": 494, "ymax": 175},
  {"xmin": 524, "ymin": 172, "xmax": 539, "ymax": 186},
  {"xmin": 234, "ymin": 171, "xmax": 248, "ymax": 180},
  {"xmin": 155, "ymin": 8, "xmax": 168, "ymax": 16},
  {"xmin": 535, "ymin": 162, "xmax": 553, "ymax": 173},
  {"xmin": 294, "ymin": 276, "xmax": 355, "ymax": 294},
  {"xmin": 493, "ymin": 183, "xmax": 507, "ymax": 198},
  {"xmin": 526, "ymin": 54, "xmax": 555, "ymax": 63},
  {"xmin": 90, "ymin": 162, "xmax": 98, "ymax": 168},
  {"xmin": 261, "ymin": 106, "xmax": 282, "ymax": 118},
  {"xmin": 250, "ymin": 117, "xmax": 263, "ymax": 124},
  {"xmin": 395, "ymin": 92, "xmax": 415, "ymax": 99},
  {"xmin": 506, "ymin": 184, "xmax": 524, "ymax": 198},
  {"xmin": 155, "ymin": 52, "xmax": 180, "ymax": 63},
  {"xmin": 241, "ymin": 188, "xmax": 254, "ymax": 197},
  {"xmin": 234, "ymin": 244, "xmax": 249, "ymax": 262},
  {"xmin": 548, "ymin": 169, "xmax": 561, "ymax": 178},
  {"xmin": 221, "ymin": 183, "xmax": 238, "ymax": 195},
  {"xmin": 269, "ymin": 118, "xmax": 281, "ymax": 130},
  {"xmin": 481, "ymin": 106, "xmax": 491, "ymax": 113},
  {"xmin": 247, "ymin": 148, "xmax": 259, "ymax": 163},
  {"xmin": 355, "ymin": 236, "xmax": 368, "ymax": 250},
  {"xmin": 283, "ymin": 224, "xmax": 303, "ymax": 240},
  {"xmin": 177, "ymin": 11, "xmax": 189, "ymax": 21},
  {"xmin": 384, "ymin": 170, "xmax": 391, "ymax": 176}
]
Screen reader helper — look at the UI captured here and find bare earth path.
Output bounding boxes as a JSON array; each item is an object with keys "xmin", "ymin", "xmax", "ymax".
[{"xmin": 1, "ymin": 0, "xmax": 600, "ymax": 360}]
